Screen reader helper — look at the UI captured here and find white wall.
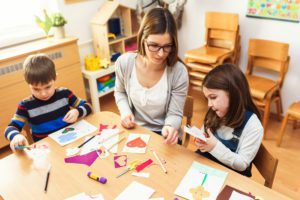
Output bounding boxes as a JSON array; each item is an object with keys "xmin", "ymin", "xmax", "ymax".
[
  {"xmin": 56, "ymin": 0, "xmax": 136, "ymax": 62},
  {"xmin": 178, "ymin": 0, "xmax": 300, "ymax": 113},
  {"xmin": 57, "ymin": 0, "xmax": 299, "ymax": 113}
]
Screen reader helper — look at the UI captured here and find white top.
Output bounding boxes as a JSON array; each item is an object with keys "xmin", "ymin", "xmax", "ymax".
[
  {"xmin": 203, "ymin": 114, "xmax": 263, "ymax": 171},
  {"xmin": 129, "ymin": 64, "xmax": 168, "ymax": 131}
]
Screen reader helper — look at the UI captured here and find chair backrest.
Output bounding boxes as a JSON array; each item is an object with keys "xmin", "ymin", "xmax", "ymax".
[
  {"xmin": 205, "ymin": 12, "xmax": 239, "ymax": 50},
  {"xmin": 246, "ymin": 39, "xmax": 290, "ymax": 87},
  {"xmin": 253, "ymin": 143, "xmax": 278, "ymax": 188},
  {"xmin": 182, "ymin": 96, "xmax": 194, "ymax": 147}
]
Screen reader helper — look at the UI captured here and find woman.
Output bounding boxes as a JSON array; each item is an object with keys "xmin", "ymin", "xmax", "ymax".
[
  {"xmin": 114, "ymin": 7, "xmax": 188, "ymax": 145},
  {"xmin": 195, "ymin": 63, "xmax": 263, "ymax": 177}
]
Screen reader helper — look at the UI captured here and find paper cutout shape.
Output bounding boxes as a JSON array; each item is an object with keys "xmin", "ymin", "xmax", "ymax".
[
  {"xmin": 49, "ymin": 120, "xmax": 97, "ymax": 146},
  {"xmin": 65, "ymin": 150, "xmax": 101, "ymax": 166},
  {"xmin": 126, "ymin": 137, "xmax": 146, "ymax": 148},
  {"xmin": 114, "ymin": 155, "xmax": 128, "ymax": 168},
  {"xmin": 62, "ymin": 127, "xmax": 75, "ymax": 134},
  {"xmin": 99, "ymin": 124, "xmax": 109, "ymax": 132},
  {"xmin": 184, "ymin": 126, "xmax": 207, "ymax": 142},
  {"xmin": 189, "ymin": 185, "xmax": 210, "ymax": 200},
  {"xmin": 123, "ymin": 134, "xmax": 150, "ymax": 154},
  {"xmin": 96, "ymin": 146, "xmax": 109, "ymax": 159}
]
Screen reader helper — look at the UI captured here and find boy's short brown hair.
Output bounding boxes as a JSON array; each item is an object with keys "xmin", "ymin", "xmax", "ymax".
[{"xmin": 23, "ymin": 54, "xmax": 56, "ymax": 85}]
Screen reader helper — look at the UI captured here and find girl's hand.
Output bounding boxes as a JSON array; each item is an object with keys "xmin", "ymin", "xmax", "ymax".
[
  {"xmin": 63, "ymin": 109, "xmax": 79, "ymax": 123},
  {"xmin": 195, "ymin": 128, "xmax": 218, "ymax": 152},
  {"xmin": 121, "ymin": 114, "xmax": 136, "ymax": 129},
  {"xmin": 10, "ymin": 134, "xmax": 28, "ymax": 152},
  {"xmin": 162, "ymin": 125, "xmax": 178, "ymax": 145}
]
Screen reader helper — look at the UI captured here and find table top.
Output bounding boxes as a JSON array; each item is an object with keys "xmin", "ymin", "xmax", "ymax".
[{"xmin": 0, "ymin": 112, "xmax": 291, "ymax": 200}]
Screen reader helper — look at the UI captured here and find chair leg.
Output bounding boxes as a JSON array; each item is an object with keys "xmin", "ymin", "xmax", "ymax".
[
  {"xmin": 277, "ymin": 113, "xmax": 289, "ymax": 147},
  {"xmin": 262, "ymin": 101, "xmax": 271, "ymax": 139},
  {"xmin": 276, "ymin": 97, "xmax": 283, "ymax": 121},
  {"xmin": 293, "ymin": 120, "xmax": 297, "ymax": 130}
]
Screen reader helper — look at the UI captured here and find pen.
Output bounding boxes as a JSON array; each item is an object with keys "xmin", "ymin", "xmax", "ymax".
[
  {"xmin": 15, "ymin": 145, "xmax": 32, "ymax": 149},
  {"xmin": 44, "ymin": 165, "xmax": 51, "ymax": 193},
  {"xmin": 150, "ymin": 149, "xmax": 167, "ymax": 174}
]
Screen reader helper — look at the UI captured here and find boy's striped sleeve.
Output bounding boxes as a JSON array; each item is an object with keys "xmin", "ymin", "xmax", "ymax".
[
  {"xmin": 67, "ymin": 89, "xmax": 92, "ymax": 117},
  {"xmin": 5, "ymin": 102, "xmax": 29, "ymax": 141}
]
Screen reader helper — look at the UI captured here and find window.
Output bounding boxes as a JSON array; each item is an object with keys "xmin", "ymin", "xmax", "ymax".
[{"xmin": 0, "ymin": 0, "xmax": 58, "ymax": 48}]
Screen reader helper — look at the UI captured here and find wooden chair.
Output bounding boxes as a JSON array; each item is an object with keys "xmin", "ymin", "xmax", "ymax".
[
  {"xmin": 253, "ymin": 143, "xmax": 278, "ymax": 188},
  {"xmin": 277, "ymin": 101, "xmax": 300, "ymax": 147},
  {"xmin": 182, "ymin": 96, "xmax": 194, "ymax": 148},
  {"xmin": 185, "ymin": 12, "xmax": 240, "ymax": 90},
  {"xmin": 246, "ymin": 39, "xmax": 290, "ymax": 136}
]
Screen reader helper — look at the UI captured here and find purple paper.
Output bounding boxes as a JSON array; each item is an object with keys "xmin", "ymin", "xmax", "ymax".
[
  {"xmin": 64, "ymin": 150, "xmax": 101, "ymax": 166},
  {"xmin": 114, "ymin": 155, "xmax": 127, "ymax": 168}
]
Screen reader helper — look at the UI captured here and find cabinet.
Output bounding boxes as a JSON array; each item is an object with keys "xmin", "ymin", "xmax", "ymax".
[
  {"xmin": 0, "ymin": 37, "xmax": 86, "ymax": 149},
  {"xmin": 82, "ymin": 65, "xmax": 115, "ymax": 113},
  {"xmin": 91, "ymin": 1, "xmax": 139, "ymax": 62}
]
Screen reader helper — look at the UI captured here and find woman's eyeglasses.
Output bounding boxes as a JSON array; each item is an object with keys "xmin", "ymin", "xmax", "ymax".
[{"xmin": 145, "ymin": 41, "xmax": 173, "ymax": 53}]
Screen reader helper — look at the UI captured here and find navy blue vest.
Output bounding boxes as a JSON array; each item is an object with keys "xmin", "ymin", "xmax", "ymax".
[{"xmin": 196, "ymin": 111, "xmax": 253, "ymax": 177}]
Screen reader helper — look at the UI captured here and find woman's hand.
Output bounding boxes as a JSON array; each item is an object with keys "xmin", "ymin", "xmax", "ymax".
[
  {"xmin": 162, "ymin": 125, "xmax": 178, "ymax": 145},
  {"xmin": 63, "ymin": 109, "xmax": 79, "ymax": 123},
  {"xmin": 195, "ymin": 128, "xmax": 218, "ymax": 152},
  {"xmin": 121, "ymin": 114, "xmax": 136, "ymax": 129},
  {"xmin": 10, "ymin": 134, "xmax": 28, "ymax": 152}
]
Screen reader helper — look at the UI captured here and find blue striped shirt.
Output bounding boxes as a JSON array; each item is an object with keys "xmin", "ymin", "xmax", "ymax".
[{"xmin": 5, "ymin": 87, "xmax": 92, "ymax": 142}]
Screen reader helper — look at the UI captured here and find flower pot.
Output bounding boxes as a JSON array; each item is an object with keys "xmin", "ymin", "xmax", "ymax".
[{"xmin": 54, "ymin": 26, "xmax": 65, "ymax": 39}]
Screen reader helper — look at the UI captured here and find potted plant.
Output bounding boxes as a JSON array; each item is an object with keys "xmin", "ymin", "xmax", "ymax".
[
  {"xmin": 52, "ymin": 12, "xmax": 67, "ymax": 39},
  {"xmin": 35, "ymin": 10, "xmax": 53, "ymax": 38}
]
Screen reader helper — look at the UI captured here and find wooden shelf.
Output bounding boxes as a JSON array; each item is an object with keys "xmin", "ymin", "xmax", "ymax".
[{"xmin": 82, "ymin": 65, "xmax": 116, "ymax": 112}]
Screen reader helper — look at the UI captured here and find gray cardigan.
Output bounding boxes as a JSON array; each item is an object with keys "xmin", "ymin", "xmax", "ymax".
[{"xmin": 114, "ymin": 52, "xmax": 189, "ymax": 131}]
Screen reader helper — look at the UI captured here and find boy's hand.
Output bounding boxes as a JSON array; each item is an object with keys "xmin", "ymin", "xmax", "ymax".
[
  {"xmin": 10, "ymin": 134, "xmax": 28, "ymax": 152},
  {"xmin": 63, "ymin": 109, "xmax": 79, "ymax": 123},
  {"xmin": 162, "ymin": 125, "xmax": 178, "ymax": 145},
  {"xmin": 195, "ymin": 129, "xmax": 217, "ymax": 152},
  {"xmin": 121, "ymin": 114, "xmax": 136, "ymax": 129}
]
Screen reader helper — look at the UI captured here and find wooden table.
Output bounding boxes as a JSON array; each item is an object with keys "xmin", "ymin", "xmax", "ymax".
[{"xmin": 0, "ymin": 112, "xmax": 291, "ymax": 200}]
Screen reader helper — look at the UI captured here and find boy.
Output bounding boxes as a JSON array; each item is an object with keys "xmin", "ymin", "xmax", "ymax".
[{"xmin": 4, "ymin": 54, "xmax": 92, "ymax": 151}]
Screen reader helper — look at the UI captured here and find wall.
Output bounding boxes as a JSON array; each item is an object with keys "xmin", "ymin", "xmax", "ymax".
[
  {"xmin": 57, "ymin": 0, "xmax": 299, "ymax": 113},
  {"xmin": 56, "ymin": 0, "xmax": 137, "ymax": 62},
  {"xmin": 178, "ymin": 0, "xmax": 300, "ymax": 113}
]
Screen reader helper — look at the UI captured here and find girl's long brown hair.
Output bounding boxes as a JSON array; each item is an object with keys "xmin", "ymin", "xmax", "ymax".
[{"xmin": 202, "ymin": 63, "xmax": 261, "ymax": 133}]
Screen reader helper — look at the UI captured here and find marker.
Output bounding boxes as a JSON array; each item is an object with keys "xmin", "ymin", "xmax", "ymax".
[
  {"xmin": 15, "ymin": 145, "xmax": 32, "ymax": 149},
  {"xmin": 44, "ymin": 165, "xmax": 51, "ymax": 193},
  {"xmin": 87, "ymin": 172, "xmax": 107, "ymax": 184}
]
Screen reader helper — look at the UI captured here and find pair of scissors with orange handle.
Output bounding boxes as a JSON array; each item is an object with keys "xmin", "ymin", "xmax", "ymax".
[{"xmin": 116, "ymin": 160, "xmax": 140, "ymax": 178}]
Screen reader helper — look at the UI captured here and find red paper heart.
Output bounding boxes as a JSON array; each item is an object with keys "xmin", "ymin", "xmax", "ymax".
[{"xmin": 126, "ymin": 137, "xmax": 146, "ymax": 148}]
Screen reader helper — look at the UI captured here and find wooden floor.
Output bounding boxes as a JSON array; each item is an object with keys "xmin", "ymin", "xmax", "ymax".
[{"xmin": 1, "ymin": 91, "xmax": 299, "ymax": 199}]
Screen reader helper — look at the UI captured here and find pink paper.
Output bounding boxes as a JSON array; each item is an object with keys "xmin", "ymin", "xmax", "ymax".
[
  {"xmin": 64, "ymin": 150, "xmax": 101, "ymax": 166},
  {"xmin": 99, "ymin": 124, "xmax": 117, "ymax": 132}
]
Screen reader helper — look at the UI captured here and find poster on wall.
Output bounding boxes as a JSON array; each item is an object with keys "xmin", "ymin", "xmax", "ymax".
[{"xmin": 247, "ymin": 0, "xmax": 300, "ymax": 23}]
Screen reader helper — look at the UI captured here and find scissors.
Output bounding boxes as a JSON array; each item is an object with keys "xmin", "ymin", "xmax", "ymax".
[{"xmin": 116, "ymin": 160, "xmax": 140, "ymax": 178}]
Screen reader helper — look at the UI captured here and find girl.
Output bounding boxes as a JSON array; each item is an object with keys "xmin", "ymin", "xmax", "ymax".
[{"xmin": 195, "ymin": 63, "xmax": 263, "ymax": 177}]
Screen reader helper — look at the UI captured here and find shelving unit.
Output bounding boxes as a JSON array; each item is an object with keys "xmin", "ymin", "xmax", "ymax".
[
  {"xmin": 91, "ymin": 1, "xmax": 139, "ymax": 62},
  {"xmin": 82, "ymin": 65, "xmax": 115, "ymax": 112}
]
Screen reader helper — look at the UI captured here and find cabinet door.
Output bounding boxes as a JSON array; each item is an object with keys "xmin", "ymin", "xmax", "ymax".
[
  {"xmin": 55, "ymin": 63, "xmax": 87, "ymax": 100},
  {"xmin": 0, "ymin": 80, "xmax": 31, "ymax": 148}
]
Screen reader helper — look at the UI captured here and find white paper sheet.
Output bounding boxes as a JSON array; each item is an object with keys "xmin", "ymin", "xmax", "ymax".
[
  {"xmin": 115, "ymin": 181, "xmax": 155, "ymax": 200},
  {"xmin": 184, "ymin": 126, "xmax": 207, "ymax": 142},
  {"xmin": 49, "ymin": 120, "xmax": 97, "ymax": 146},
  {"xmin": 122, "ymin": 134, "xmax": 150, "ymax": 154},
  {"xmin": 175, "ymin": 161, "xmax": 228, "ymax": 200}
]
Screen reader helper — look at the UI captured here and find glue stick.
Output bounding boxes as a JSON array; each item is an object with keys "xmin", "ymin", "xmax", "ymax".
[{"xmin": 87, "ymin": 172, "xmax": 107, "ymax": 184}]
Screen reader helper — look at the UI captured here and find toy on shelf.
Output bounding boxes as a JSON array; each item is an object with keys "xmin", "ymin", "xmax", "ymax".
[
  {"xmin": 97, "ymin": 74, "xmax": 116, "ymax": 93},
  {"xmin": 108, "ymin": 33, "xmax": 117, "ymax": 40},
  {"xmin": 84, "ymin": 54, "xmax": 111, "ymax": 71}
]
